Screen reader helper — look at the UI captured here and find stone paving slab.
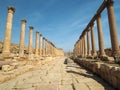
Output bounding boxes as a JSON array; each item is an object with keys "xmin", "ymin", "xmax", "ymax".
[{"xmin": 0, "ymin": 57, "xmax": 115, "ymax": 90}]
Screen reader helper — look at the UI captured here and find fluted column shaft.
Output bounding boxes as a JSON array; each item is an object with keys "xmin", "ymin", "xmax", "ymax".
[
  {"xmin": 97, "ymin": 15, "xmax": 106, "ymax": 56},
  {"xmin": 19, "ymin": 19, "xmax": 27, "ymax": 56},
  {"xmin": 3, "ymin": 6, "xmax": 15, "ymax": 54}
]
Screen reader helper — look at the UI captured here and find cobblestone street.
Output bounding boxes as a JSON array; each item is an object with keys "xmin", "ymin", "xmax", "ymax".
[{"xmin": 0, "ymin": 57, "xmax": 114, "ymax": 90}]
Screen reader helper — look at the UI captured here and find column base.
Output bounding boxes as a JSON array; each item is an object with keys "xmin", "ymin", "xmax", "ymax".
[
  {"xmin": 27, "ymin": 54, "xmax": 34, "ymax": 60},
  {"xmin": 99, "ymin": 55, "xmax": 114, "ymax": 61},
  {"xmin": 112, "ymin": 50, "xmax": 120, "ymax": 57},
  {"xmin": 86, "ymin": 55, "xmax": 94, "ymax": 59}
]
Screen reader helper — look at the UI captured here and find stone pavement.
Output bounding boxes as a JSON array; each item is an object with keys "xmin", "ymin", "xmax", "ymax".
[{"xmin": 0, "ymin": 57, "xmax": 114, "ymax": 90}]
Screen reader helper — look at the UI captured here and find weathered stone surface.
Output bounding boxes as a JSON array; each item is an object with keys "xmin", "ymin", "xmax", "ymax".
[
  {"xmin": 2, "ymin": 65, "xmax": 14, "ymax": 72},
  {"xmin": 74, "ymin": 58, "xmax": 120, "ymax": 90},
  {"xmin": 0, "ymin": 57, "xmax": 114, "ymax": 90}
]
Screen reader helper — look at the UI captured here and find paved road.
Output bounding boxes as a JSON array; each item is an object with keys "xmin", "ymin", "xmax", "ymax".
[{"xmin": 0, "ymin": 57, "xmax": 114, "ymax": 90}]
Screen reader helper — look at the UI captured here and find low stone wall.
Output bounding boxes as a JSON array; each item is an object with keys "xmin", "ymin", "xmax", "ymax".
[
  {"xmin": 0, "ymin": 65, "xmax": 33, "ymax": 83},
  {"xmin": 74, "ymin": 58, "xmax": 120, "ymax": 90}
]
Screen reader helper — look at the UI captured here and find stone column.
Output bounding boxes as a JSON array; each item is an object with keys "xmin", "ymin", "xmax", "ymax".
[
  {"xmin": 19, "ymin": 19, "xmax": 27, "ymax": 57},
  {"xmin": 80, "ymin": 39, "xmax": 82, "ymax": 56},
  {"xmin": 82, "ymin": 37, "xmax": 84, "ymax": 57},
  {"xmin": 52, "ymin": 45, "xmax": 54, "ymax": 56},
  {"xmin": 91, "ymin": 24, "xmax": 97, "ymax": 56},
  {"xmin": 87, "ymin": 30, "xmax": 91, "ymax": 56},
  {"xmin": 47, "ymin": 41, "xmax": 49, "ymax": 56},
  {"xmin": 45, "ymin": 39, "xmax": 48, "ymax": 56},
  {"xmin": 96, "ymin": 14, "xmax": 106, "ymax": 57},
  {"xmin": 35, "ymin": 31, "xmax": 39, "ymax": 57},
  {"xmin": 79, "ymin": 40, "xmax": 81, "ymax": 55},
  {"xmin": 76, "ymin": 42, "xmax": 78, "ymax": 55},
  {"xmin": 28, "ymin": 26, "xmax": 34, "ymax": 55},
  {"xmin": 107, "ymin": 0, "xmax": 120, "ymax": 56},
  {"xmin": 2, "ymin": 6, "xmax": 15, "ymax": 54},
  {"xmin": 84, "ymin": 33, "xmax": 87, "ymax": 56},
  {"xmin": 39, "ymin": 34, "xmax": 42, "ymax": 56},
  {"xmin": 43, "ymin": 37, "xmax": 45, "ymax": 56}
]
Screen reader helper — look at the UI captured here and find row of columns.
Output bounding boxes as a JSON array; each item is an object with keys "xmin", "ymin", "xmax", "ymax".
[
  {"xmin": 2, "ymin": 6, "xmax": 64, "ymax": 57},
  {"xmin": 74, "ymin": 0, "xmax": 120, "ymax": 59}
]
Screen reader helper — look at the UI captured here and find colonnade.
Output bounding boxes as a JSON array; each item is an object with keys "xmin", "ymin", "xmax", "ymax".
[
  {"xmin": 2, "ymin": 6, "xmax": 64, "ymax": 58},
  {"xmin": 73, "ymin": 0, "xmax": 120, "ymax": 60}
]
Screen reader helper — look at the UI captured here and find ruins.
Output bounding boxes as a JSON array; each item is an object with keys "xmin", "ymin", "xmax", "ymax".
[{"xmin": 0, "ymin": 0, "xmax": 120, "ymax": 90}]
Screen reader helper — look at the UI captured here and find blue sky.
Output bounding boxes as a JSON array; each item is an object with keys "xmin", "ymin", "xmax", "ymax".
[{"xmin": 0, "ymin": 0, "xmax": 120, "ymax": 52}]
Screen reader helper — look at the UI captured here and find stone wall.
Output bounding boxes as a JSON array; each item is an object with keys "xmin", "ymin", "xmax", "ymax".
[
  {"xmin": 0, "ymin": 42, "xmax": 35, "ymax": 54},
  {"xmin": 74, "ymin": 58, "xmax": 120, "ymax": 90}
]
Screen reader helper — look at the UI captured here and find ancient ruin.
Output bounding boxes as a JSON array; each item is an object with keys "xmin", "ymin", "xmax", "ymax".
[{"xmin": 0, "ymin": 0, "xmax": 120, "ymax": 90}]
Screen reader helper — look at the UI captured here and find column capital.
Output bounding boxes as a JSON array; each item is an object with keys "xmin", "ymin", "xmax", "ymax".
[
  {"xmin": 96, "ymin": 13, "xmax": 101, "ymax": 19},
  {"xmin": 43, "ymin": 37, "xmax": 45, "ymax": 40},
  {"xmin": 29, "ymin": 26, "xmax": 34, "ymax": 30},
  {"xmin": 36, "ymin": 31, "xmax": 39, "ymax": 34},
  {"xmin": 106, "ymin": 0, "xmax": 114, "ymax": 6},
  {"xmin": 90, "ymin": 22, "xmax": 94, "ymax": 27},
  {"xmin": 21, "ymin": 19, "xmax": 27, "ymax": 23},
  {"xmin": 8, "ymin": 6, "xmax": 15, "ymax": 13},
  {"xmin": 40, "ymin": 34, "xmax": 42, "ymax": 36}
]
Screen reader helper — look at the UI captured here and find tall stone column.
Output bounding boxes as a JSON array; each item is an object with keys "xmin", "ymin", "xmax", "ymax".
[
  {"xmin": 2, "ymin": 6, "xmax": 15, "ymax": 54},
  {"xmin": 96, "ymin": 15, "xmax": 106, "ymax": 57},
  {"xmin": 79, "ymin": 40, "xmax": 81, "ymax": 55},
  {"xmin": 80, "ymin": 39, "xmax": 82, "ymax": 55},
  {"xmin": 84, "ymin": 34, "xmax": 87, "ymax": 56},
  {"xmin": 50, "ymin": 43, "xmax": 53, "ymax": 56},
  {"xmin": 52, "ymin": 45, "xmax": 54, "ymax": 56},
  {"xmin": 87, "ymin": 30, "xmax": 91, "ymax": 56},
  {"xmin": 19, "ymin": 19, "xmax": 27, "ymax": 57},
  {"xmin": 45, "ymin": 39, "xmax": 48, "ymax": 56},
  {"xmin": 107, "ymin": 1, "xmax": 120, "ymax": 56},
  {"xmin": 91, "ymin": 24, "xmax": 97, "ymax": 56},
  {"xmin": 28, "ymin": 26, "xmax": 34, "ymax": 55},
  {"xmin": 76, "ymin": 42, "xmax": 78, "ymax": 55},
  {"xmin": 48, "ymin": 41, "xmax": 50, "ymax": 56},
  {"xmin": 82, "ymin": 37, "xmax": 84, "ymax": 57},
  {"xmin": 43, "ymin": 37, "xmax": 45, "ymax": 56},
  {"xmin": 35, "ymin": 31, "xmax": 39, "ymax": 57},
  {"xmin": 39, "ymin": 34, "xmax": 42, "ymax": 56}
]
